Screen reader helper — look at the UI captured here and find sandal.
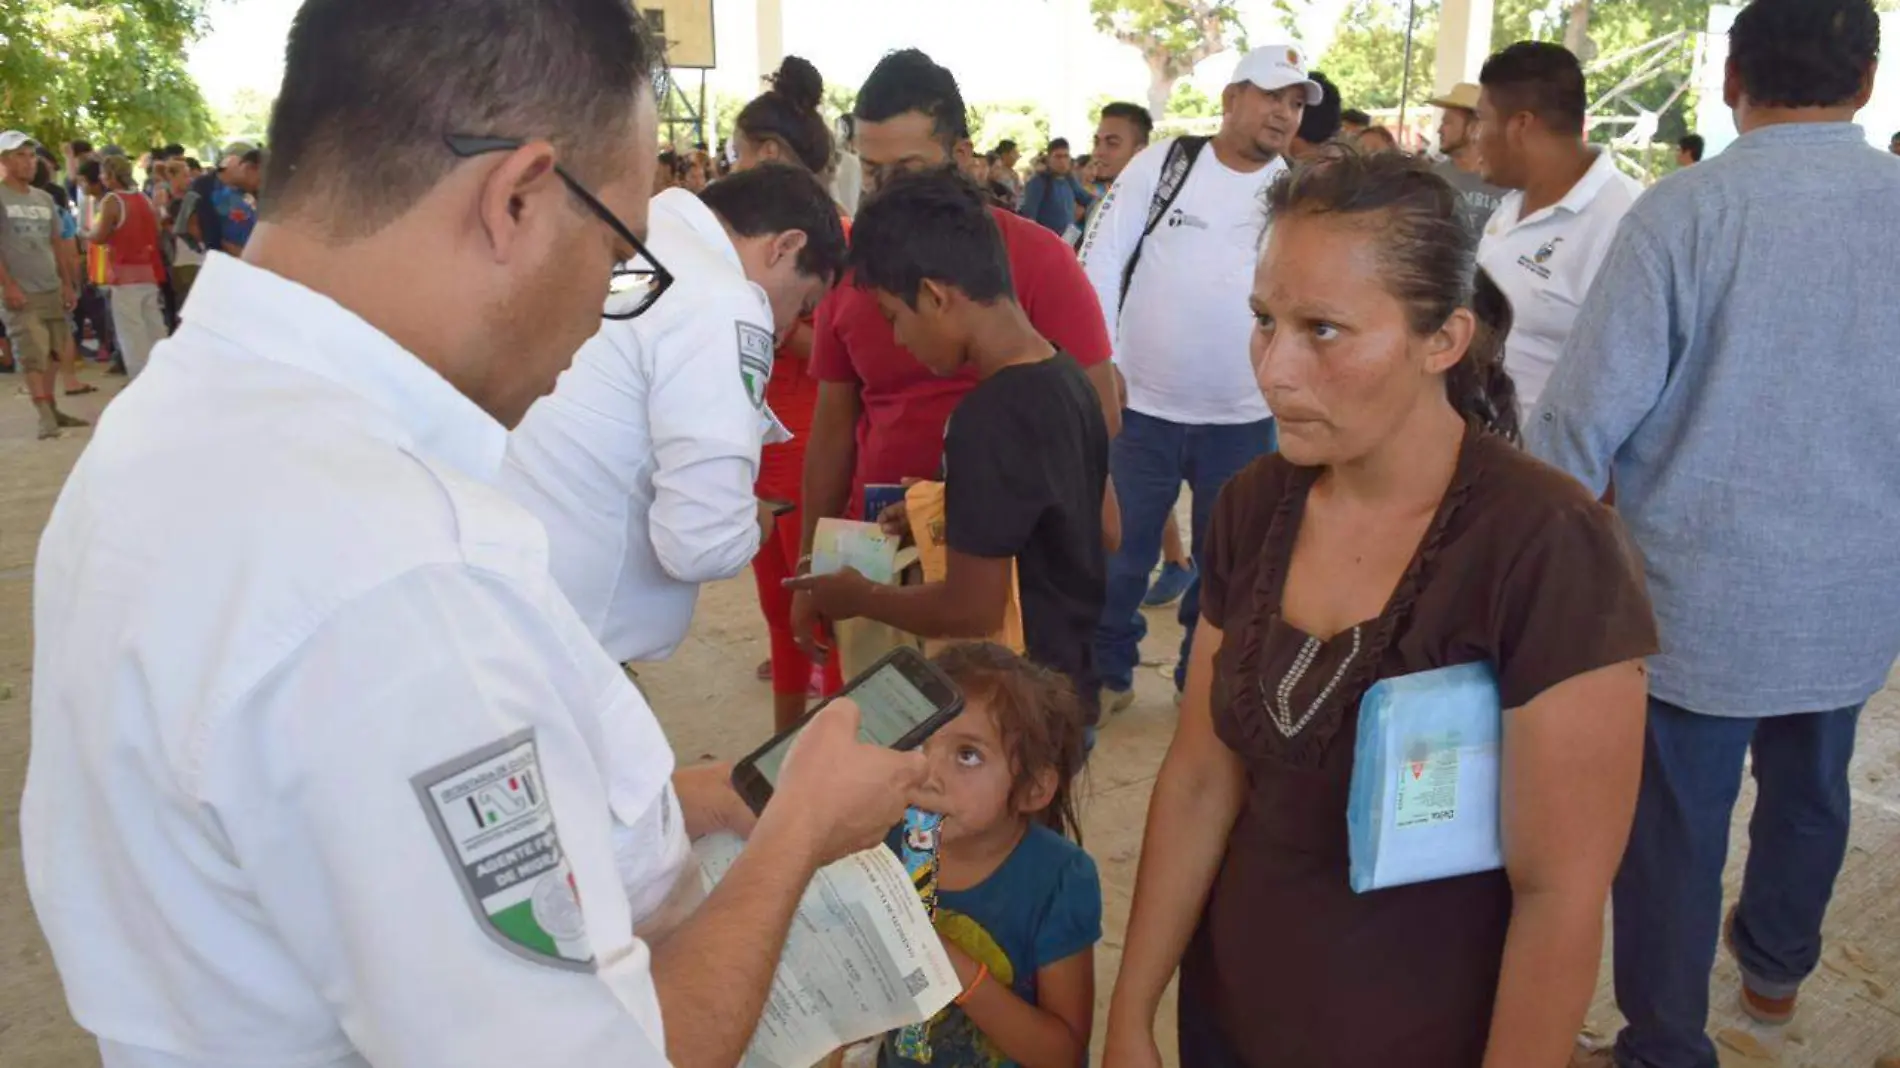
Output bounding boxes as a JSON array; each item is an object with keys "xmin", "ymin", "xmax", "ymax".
[{"xmin": 65, "ymin": 384, "xmax": 97, "ymax": 396}]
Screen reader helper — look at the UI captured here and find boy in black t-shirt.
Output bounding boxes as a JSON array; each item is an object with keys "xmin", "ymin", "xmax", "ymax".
[{"xmin": 790, "ymin": 170, "xmax": 1109, "ymax": 724}]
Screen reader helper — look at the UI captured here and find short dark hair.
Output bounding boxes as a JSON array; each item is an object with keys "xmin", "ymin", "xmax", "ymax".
[
  {"xmin": 1340, "ymin": 108, "xmax": 1372, "ymax": 128},
  {"xmin": 1677, "ymin": 134, "xmax": 1705, "ymax": 161},
  {"xmin": 163, "ymin": 143, "xmax": 185, "ymax": 157},
  {"xmin": 1481, "ymin": 41, "xmax": 1588, "ymax": 136},
  {"xmin": 996, "ymin": 139, "xmax": 1018, "ymax": 154},
  {"xmin": 851, "ymin": 169, "xmax": 1013, "ymax": 308},
  {"xmin": 185, "ymin": 157, "xmax": 203, "ymax": 172},
  {"xmin": 77, "ymin": 159, "xmax": 102, "ymax": 186},
  {"xmin": 1299, "ymin": 70, "xmax": 1343, "ymax": 144},
  {"xmin": 736, "ymin": 55, "xmax": 833, "ymax": 173},
  {"xmin": 698, "ymin": 162, "xmax": 849, "ymax": 285},
  {"xmin": 1099, "ymin": 101, "xmax": 1154, "ymax": 145},
  {"xmin": 1047, "ymin": 137, "xmax": 1070, "ymax": 153},
  {"xmin": 263, "ymin": 0, "xmax": 654, "ymax": 237},
  {"xmin": 1729, "ymin": 0, "xmax": 1879, "ymax": 110},
  {"xmin": 69, "ymin": 139, "xmax": 93, "ymax": 156},
  {"xmin": 855, "ymin": 49, "xmax": 970, "ymax": 150}
]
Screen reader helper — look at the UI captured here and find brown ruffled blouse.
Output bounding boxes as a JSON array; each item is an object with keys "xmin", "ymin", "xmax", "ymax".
[{"xmin": 1183, "ymin": 423, "xmax": 1658, "ymax": 1067}]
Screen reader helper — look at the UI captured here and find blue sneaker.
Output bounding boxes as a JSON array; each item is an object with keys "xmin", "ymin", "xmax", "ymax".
[{"xmin": 1142, "ymin": 561, "xmax": 1196, "ymax": 608}]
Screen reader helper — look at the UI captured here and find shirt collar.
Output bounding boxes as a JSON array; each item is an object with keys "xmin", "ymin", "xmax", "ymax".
[
  {"xmin": 185, "ymin": 253, "xmax": 508, "ymax": 482},
  {"xmin": 1553, "ymin": 147, "xmax": 1622, "ymax": 215},
  {"xmin": 653, "ymin": 187, "xmax": 743, "ymax": 274},
  {"xmin": 1730, "ymin": 121, "xmax": 1868, "ymax": 151}
]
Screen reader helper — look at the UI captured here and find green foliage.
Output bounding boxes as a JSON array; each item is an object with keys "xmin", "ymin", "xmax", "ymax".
[
  {"xmin": 1089, "ymin": 0, "xmax": 1247, "ymax": 68},
  {"xmin": 823, "ymin": 84, "xmax": 858, "ymax": 125},
  {"xmin": 1491, "ymin": 0, "xmax": 1708, "ymax": 146},
  {"xmin": 214, "ymin": 87, "xmax": 274, "ymax": 146},
  {"xmin": 1317, "ymin": 0, "xmax": 1438, "ymax": 113},
  {"xmin": 1, "ymin": 0, "xmax": 214, "ymax": 151},
  {"xmin": 968, "ymin": 101, "xmax": 1051, "ymax": 154},
  {"xmin": 1167, "ymin": 82, "xmax": 1221, "ymax": 120}
]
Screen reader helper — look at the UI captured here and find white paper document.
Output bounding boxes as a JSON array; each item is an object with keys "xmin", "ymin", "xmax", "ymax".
[
  {"xmin": 811, "ymin": 518, "xmax": 902, "ymax": 585},
  {"xmin": 694, "ymin": 833, "xmax": 960, "ymax": 1068}
]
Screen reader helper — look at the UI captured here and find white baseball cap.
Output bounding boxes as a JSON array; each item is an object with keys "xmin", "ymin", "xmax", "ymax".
[
  {"xmin": 0, "ymin": 130, "xmax": 37, "ymax": 154},
  {"xmin": 1229, "ymin": 44, "xmax": 1324, "ymax": 106}
]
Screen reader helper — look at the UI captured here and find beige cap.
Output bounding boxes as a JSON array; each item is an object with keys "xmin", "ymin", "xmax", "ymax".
[{"xmin": 1430, "ymin": 83, "xmax": 1482, "ymax": 112}]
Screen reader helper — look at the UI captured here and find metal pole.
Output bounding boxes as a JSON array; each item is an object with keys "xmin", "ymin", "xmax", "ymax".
[{"xmin": 1398, "ymin": 0, "xmax": 1419, "ymax": 144}]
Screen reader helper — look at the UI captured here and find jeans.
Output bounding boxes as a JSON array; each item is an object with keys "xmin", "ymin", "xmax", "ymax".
[
  {"xmin": 1613, "ymin": 698, "xmax": 1861, "ymax": 1068},
  {"xmin": 1094, "ymin": 410, "xmax": 1275, "ymax": 693}
]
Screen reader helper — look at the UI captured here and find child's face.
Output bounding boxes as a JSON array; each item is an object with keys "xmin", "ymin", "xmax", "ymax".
[
  {"xmin": 914, "ymin": 700, "xmax": 1019, "ymax": 844},
  {"xmin": 875, "ymin": 289, "xmax": 962, "ymax": 377}
]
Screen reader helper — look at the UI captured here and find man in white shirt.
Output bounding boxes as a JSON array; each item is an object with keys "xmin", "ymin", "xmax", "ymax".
[
  {"xmin": 21, "ymin": 4, "xmax": 922, "ymax": 1067},
  {"xmin": 1078, "ymin": 43, "xmax": 1316, "ymax": 708},
  {"xmin": 499, "ymin": 162, "xmax": 846, "ymax": 663},
  {"xmin": 1474, "ymin": 42, "xmax": 1642, "ymax": 414}
]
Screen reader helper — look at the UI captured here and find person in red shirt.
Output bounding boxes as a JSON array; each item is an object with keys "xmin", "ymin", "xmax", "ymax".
[
  {"xmin": 793, "ymin": 49, "xmax": 1120, "ymax": 667},
  {"xmin": 732, "ymin": 54, "xmax": 852, "ymax": 731}
]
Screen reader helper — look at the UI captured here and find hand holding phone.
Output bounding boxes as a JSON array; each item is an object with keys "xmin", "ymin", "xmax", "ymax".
[
  {"xmin": 760, "ymin": 699, "xmax": 928, "ymax": 866},
  {"xmin": 733, "ymin": 647, "xmax": 964, "ymax": 815}
]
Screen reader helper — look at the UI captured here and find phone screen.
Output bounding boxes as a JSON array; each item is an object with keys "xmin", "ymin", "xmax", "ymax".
[{"xmin": 749, "ymin": 659, "xmax": 944, "ymax": 787}]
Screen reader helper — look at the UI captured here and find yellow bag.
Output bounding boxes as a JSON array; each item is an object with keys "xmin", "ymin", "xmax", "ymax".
[{"xmin": 901, "ymin": 481, "xmax": 1025, "ymax": 657}]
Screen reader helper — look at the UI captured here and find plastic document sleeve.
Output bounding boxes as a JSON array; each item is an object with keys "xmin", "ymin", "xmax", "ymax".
[{"xmin": 1346, "ymin": 661, "xmax": 1504, "ymax": 894}]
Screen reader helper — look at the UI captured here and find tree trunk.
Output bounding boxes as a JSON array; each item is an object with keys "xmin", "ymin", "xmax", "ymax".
[
  {"xmin": 1563, "ymin": 0, "xmax": 1593, "ymax": 56},
  {"xmin": 1146, "ymin": 66, "xmax": 1174, "ymax": 121}
]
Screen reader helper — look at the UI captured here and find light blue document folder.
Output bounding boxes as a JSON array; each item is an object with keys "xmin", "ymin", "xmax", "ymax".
[{"xmin": 1346, "ymin": 661, "xmax": 1503, "ymax": 893}]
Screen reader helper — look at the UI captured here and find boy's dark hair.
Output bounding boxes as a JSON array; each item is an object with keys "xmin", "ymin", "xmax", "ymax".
[
  {"xmin": 185, "ymin": 157, "xmax": 203, "ymax": 172},
  {"xmin": 163, "ymin": 142, "xmax": 185, "ymax": 157},
  {"xmin": 735, "ymin": 55, "xmax": 833, "ymax": 173},
  {"xmin": 1729, "ymin": 0, "xmax": 1879, "ymax": 110},
  {"xmin": 77, "ymin": 158, "xmax": 102, "ymax": 186},
  {"xmin": 851, "ymin": 169, "xmax": 1013, "ymax": 307},
  {"xmin": 1480, "ymin": 41, "xmax": 1588, "ymax": 136},
  {"xmin": 931, "ymin": 643, "xmax": 1087, "ymax": 841},
  {"xmin": 996, "ymin": 139, "xmax": 1018, "ymax": 154},
  {"xmin": 1677, "ymin": 134, "xmax": 1705, "ymax": 161},
  {"xmin": 1340, "ymin": 108, "xmax": 1372, "ymax": 127},
  {"xmin": 1300, "ymin": 70, "xmax": 1344, "ymax": 144},
  {"xmin": 263, "ymin": 0, "xmax": 653, "ymax": 236},
  {"xmin": 1047, "ymin": 137, "xmax": 1070, "ymax": 153},
  {"xmin": 855, "ymin": 49, "xmax": 969, "ymax": 150},
  {"xmin": 240, "ymin": 148, "xmax": 265, "ymax": 168},
  {"xmin": 698, "ymin": 162, "xmax": 850, "ymax": 284},
  {"xmin": 1099, "ymin": 101, "xmax": 1154, "ymax": 144}
]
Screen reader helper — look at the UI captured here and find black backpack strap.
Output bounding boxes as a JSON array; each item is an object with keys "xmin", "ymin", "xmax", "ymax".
[{"xmin": 1117, "ymin": 135, "xmax": 1209, "ymax": 315}]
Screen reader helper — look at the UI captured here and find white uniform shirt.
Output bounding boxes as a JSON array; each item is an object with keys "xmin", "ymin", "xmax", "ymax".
[
  {"xmin": 1079, "ymin": 137, "xmax": 1285, "ymax": 426},
  {"xmin": 1477, "ymin": 148, "xmax": 1641, "ymax": 411},
  {"xmin": 498, "ymin": 189, "xmax": 779, "ymax": 663},
  {"xmin": 22, "ymin": 254, "xmax": 684, "ymax": 1068}
]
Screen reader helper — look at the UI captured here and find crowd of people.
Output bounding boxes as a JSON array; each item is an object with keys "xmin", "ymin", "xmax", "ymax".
[
  {"xmin": 0, "ymin": 134, "xmax": 263, "ymax": 437},
  {"xmin": 12, "ymin": 0, "xmax": 1900, "ymax": 1067}
]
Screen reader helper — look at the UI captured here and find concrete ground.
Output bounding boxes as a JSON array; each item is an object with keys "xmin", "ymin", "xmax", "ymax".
[{"xmin": 2, "ymin": 368, "xmax": 1898, "ymax": 1066}]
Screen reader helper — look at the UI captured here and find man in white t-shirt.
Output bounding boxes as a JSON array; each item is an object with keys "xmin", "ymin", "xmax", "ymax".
[
  {"xmin": 1474, "ymin": 42, "xmax": 1642, "ymax": 415},
  {"xmin": 1078, "ymin": 43, "xmax": 1317, "ymax": 708},
  {"xmin": 499, "ymin": 163, "xmax": 846, "ymax": 664}
]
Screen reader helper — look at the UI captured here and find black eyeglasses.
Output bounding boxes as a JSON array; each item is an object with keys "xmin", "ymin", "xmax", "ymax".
[{"xmin": 445, "ymin": 134, "xmax": 673, "ymax": 320}]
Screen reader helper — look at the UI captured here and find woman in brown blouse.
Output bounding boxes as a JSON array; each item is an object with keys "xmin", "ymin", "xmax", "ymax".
[{"xmin": 1103, "ymin": 150, "xmax": 1658, "ymax": 1067}]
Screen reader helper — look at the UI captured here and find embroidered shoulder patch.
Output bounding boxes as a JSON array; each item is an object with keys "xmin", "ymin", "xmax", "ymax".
[
  {"xmin": 736, "ymin": 321, "xmax": 776, "ymax": 410},
  {"xmin": 412, "ymin": 729, "xmax": 593, "ymax": 971}
]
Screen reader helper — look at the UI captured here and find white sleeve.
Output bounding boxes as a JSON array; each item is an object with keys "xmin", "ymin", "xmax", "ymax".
[
  {"xmin": 206, "ymin": 565, "xmax": 672, "ymax": 1067},
  {"xmin": 647, "ymin": 303, "xmax": 770, "ymax": 585},
  {"xmin": 1077, "ymin": 140, "xmax": 1168, "ymax": 358}
]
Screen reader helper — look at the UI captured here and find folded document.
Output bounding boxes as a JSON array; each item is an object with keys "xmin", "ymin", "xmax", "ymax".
[{"xmin": 1346, "ymin": 661, "xmax": 1504, "ymax": 893}]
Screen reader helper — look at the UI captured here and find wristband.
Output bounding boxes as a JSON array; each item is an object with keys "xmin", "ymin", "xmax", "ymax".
[{"xmin": 955, "ymin": 962, "xmax": 990, "ymax": 1005}]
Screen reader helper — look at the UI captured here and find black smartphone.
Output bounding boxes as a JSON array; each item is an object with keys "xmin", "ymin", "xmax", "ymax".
[{"xmin": 730, "ymin": 646, "xmax": 963, "ymax": 814}]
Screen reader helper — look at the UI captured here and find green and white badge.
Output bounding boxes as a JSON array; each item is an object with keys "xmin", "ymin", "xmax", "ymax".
[
  {"xmin": 736, "ymin": 321, "xmax": 775, "ymax": 410},
  {"xmin": 414, "ymin": 729, "xmax": 592, "ymax": 971}
]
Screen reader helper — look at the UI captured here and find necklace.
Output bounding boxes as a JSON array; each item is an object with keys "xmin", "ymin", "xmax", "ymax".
[{"xmin": 1259, "ymin": 625, "xmax": 1363, "ymax": 739}]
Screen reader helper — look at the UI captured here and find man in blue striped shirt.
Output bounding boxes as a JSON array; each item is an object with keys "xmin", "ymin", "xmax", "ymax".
[{"xmin": 1529, "ymin": 3, "xmax": 1899, "ymax": 1066}]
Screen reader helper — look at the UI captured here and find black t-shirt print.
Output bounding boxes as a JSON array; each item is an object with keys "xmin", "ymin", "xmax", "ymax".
[{"xmin": 943, "ymin": 352, "xmax": 1109, "ymax": 722}]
